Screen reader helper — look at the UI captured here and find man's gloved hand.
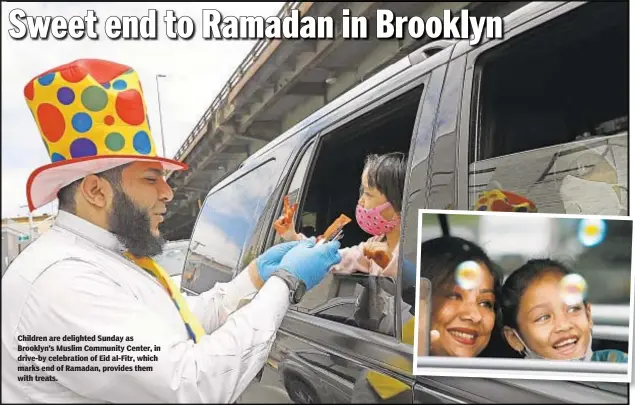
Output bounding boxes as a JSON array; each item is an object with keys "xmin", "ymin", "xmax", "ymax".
[
  {"xmin": 278, "ymin": 239, "xmax": 341, "ymax": 290},
  {"xmin": 256, "ymin": 239, "xmax": 314, "ymax": 282}
]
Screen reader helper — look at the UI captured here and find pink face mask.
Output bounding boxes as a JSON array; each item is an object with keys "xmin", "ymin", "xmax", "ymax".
[{"xmin": 355, "ymin": 201, "xmax": 400, "ymax": 236}]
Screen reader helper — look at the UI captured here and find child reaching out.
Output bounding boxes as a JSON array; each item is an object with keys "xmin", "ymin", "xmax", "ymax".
[{"xmin": 276, "ymin": 152, "xmax": 407, "ymax": 280}]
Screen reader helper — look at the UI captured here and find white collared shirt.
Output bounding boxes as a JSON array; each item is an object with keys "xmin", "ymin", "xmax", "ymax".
[{"xmin": 1, "ymin": 211, "xmax": 290, "ymax": 403}]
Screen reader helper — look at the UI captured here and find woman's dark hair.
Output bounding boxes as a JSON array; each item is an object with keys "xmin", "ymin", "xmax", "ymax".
[
  {"xmin": 501, "ymin": 259, "xmax": 576, "ymax": 331},
  {"xmin": 420, "ymin": 236, "xmax": 512, "ymax": 358},
  {"xmin": 362, "ymin": 152, "xmax": 407, "ymax": 214}
]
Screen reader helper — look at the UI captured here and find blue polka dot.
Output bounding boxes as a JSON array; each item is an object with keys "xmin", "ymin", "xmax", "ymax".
[
  {"xmin": 102, "ymin": 82, "xmax": 111, "ymax": 89},
  {"xmin": 133, "ymin": 131, "xmax": 151, "ymax": 155},
  {"xmin": 70, "ymin": 138, "xmax": 97, "ymax": 158},
  {"xmin": 51, "ymin": 152, "xmax": 66, "ymax": 162},
  {"xmin": 57, "ymin": 87, "xmax": 75, "ymax": 105},
  {"xmin": 71, "ymin": 112, "xmax": 92, "ymax": 133},
  {"xmin": 38, "ymin": 73, "xmax": 55, "ymax": 86},
  {"xmin": 113, "ymin": 80, "xmax": 127, "ymax": 90}
]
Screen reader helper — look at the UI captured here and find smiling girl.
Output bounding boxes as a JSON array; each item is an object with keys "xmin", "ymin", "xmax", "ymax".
[{"xmin": 501, "ymin": 259, "xmax": 628, "ymax": 363}]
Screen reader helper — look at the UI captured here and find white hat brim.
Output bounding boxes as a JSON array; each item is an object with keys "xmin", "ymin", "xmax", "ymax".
[{"xmin": 26, "ymin": 155, "xmax": 188, "ymax": 212}]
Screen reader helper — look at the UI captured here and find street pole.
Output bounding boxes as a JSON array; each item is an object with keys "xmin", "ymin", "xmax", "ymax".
[
  {"xmin": 19, "ymin": 205, "xmax": 33, "ymax": 240},
  {"xmin": 155, "ymin": 74, "xmax": 167, "ymax": 157}
]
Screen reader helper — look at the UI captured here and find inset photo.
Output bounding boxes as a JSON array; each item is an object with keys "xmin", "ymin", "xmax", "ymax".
[{"xmin": 413, "ymin": 209, "xmax": 632, "ymax": 383}]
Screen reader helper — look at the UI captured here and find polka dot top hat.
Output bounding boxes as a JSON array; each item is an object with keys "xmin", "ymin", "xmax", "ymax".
[{"xmin": 24, "ymin": 59, "xmax": 188, "ymax": 212}]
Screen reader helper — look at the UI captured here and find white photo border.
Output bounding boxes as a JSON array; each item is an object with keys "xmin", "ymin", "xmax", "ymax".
[{"xmin": 412, "ymin": 208, "xmax": 634, "ymax": 384}]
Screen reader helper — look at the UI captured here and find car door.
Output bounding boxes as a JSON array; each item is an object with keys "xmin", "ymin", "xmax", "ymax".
[
  {"xmin": 407, "ymin": 1, "xmax": 629, "ymax": 403},
  {"xmin": 255, "ymin": 63, "xmax": 443, "ymax": 402}
]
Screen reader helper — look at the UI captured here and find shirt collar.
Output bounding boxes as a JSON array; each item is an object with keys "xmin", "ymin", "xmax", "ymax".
[{"xmin": 53, "ymin": 210, "xmax": 125, "ymax": 253}]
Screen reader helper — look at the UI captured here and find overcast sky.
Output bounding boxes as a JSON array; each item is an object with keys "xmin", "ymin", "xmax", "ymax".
[{"xmin": 1, "ymin": 1, "xmax": 284, "ymax": 219}]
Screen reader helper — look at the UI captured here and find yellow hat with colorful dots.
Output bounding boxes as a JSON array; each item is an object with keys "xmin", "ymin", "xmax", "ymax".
[{"xmin": 24, "ymin": 59, "xmax": 188, "ymax": 212}]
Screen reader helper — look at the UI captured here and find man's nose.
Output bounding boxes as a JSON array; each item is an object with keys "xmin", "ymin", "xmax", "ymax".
[{"xmin": 158, "ymin": 178, "xmax": 174, "ymax": 203}]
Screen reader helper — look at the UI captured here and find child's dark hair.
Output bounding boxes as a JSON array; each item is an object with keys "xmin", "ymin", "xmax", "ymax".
[
  {"xmin": 362, "ymin": 152, "xmax": 407, "ymax": 213},
  {"xmin": 420, "ymin": 236, "xmax": 510, "ymax": 357},
  {"xmin": 501, "ymin": 259, "xmax": 577, "ymax": 330}
]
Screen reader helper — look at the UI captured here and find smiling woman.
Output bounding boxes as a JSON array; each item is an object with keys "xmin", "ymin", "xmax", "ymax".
[{"xmin": 419, "ymin": 236, "xmax": 504, "ymax": 358}]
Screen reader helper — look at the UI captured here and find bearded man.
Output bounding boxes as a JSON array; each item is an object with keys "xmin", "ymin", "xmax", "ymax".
[{"xmin": 1, "ymin": 59, "xmax": 340, "ymax": 403}]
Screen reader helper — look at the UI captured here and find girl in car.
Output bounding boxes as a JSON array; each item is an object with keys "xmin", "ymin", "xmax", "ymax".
[
  {"xmin": 276, "ymin": 152, "xmax": 413, "ymax": 334},
  {"xmin": 500, "ymin": 259, "xmax": 628, "ymax": 363},
  {"xmin": 277, "ymin": 151, "xmax": 406, "ymax": 280}
]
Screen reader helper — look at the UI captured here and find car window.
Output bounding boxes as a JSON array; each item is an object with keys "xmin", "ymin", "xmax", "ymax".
[
  {"xmin": 268, "ymin": 83, "xmax": 428, "ymax": 338},
  {"xmin": 467, "ymin": 2, "xmax": 628, "ymax": 218},
  {"xmin": 182, "ymin": 160, "xmax": 279, "ymax": 295},
  {"xmin": 154, "ymin": 242, "xmax": 188, "ymax": 276},
  {"xmin": 272, "ymin": 142, "xmax": 317, "ymax": 246}
]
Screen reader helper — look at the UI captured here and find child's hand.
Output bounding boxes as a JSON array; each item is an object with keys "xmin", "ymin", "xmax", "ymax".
[
  {"xmin": 363, "ymin": 242, "xmax": 392, "ymax": 269},
  {"xmin": 273, "ymin": 195, "xmax": 299, "ymax": 240}
]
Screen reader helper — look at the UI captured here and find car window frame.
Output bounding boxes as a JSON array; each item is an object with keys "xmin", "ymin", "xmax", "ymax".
[
  {"xmin": 261, "ymin": 72, "xmax": 432, "ymax": 342},
  {"xmin": 456, "ymin": 1, "xmax": 593, "ymax": 210},
  {"xmin": 263, "ymin": 139, "xmax": 320, "ymax": 250},
  {"xmin": 182, "ymin": 158, "xmax": 278, "ymax": 295}
]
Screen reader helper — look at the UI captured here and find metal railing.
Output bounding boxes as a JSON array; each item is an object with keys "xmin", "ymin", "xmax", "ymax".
[{"xmin": 172, "ymin": 1, "xmax": 303, "ymax": 163}]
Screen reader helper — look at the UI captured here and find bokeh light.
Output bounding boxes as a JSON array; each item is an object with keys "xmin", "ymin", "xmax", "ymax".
[
  {"xmin": 577, "ymin": 218, "xmax": 606, "ymax": 247},
  {"xmin": 559, "ymin": 273, "xmax": 588, "ymax": 306},
  {"xmin": 455, "ymin": 260, "xmax": 483, "ymax": 290}
]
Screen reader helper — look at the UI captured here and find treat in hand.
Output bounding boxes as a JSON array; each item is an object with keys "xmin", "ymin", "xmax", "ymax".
[
  {"xmin": 317, "ymin": 214, "xmax": 351, "ymax": 243},
  {"xmin": 273, "ymin": 195, "xmax": 298, "ymax": 236},
  {"xmin": 363, "ymin": 242, "xmax": 392, "ymax": 269}
]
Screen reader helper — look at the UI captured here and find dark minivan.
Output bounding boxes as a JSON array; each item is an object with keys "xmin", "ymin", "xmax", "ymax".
[{"xmin": 180, "ymin": 2, "xmax": 629, "ymax": 403}]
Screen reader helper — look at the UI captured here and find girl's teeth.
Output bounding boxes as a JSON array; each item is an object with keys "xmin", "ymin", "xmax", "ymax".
[{"xmin": 555, "ymin": 338, "xmax": 576, "ymax": 348}]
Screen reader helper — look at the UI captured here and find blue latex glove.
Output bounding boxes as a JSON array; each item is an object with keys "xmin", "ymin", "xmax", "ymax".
[
  {"xmin": 278, "ymin": 239, "xmax": 342, "ymax": 290},
  {"xmin": 255, "ymin": 239, "xmax": 314, "ymax": 282}
]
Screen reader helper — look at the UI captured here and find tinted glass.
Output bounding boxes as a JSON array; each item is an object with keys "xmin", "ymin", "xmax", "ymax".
[{"xmin": 182, "ymin": 160, "xmax": 279, "ymax": 294}]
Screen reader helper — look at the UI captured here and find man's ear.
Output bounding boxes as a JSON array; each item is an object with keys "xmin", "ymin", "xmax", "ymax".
[
  {"xmin": 503, "ymin": 326, "xmax": 525, "ymax": 353},
  {"xmin": 585, "ymin": 302, "xmax": 593, "ymax": 329},
  {"xmin": 78, "ymin": 175, "xmax": 111, "ymax": 208}
]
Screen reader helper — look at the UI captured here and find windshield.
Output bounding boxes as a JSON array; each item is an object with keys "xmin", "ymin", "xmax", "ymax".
[{"xmin": 155, "ymin": 241, "xmax": 189, "ymax": 276}]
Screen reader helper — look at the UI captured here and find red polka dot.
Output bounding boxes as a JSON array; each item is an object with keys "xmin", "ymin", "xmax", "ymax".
[
  {"xmin": 60, "ymin": 67, "xmax": 88, "ymax": 83},
  {"xmin": 80, "ymin": 60, "xmax": 130, "ymax": 83},
  {"xmin": 37, "ymin": 103, "xmax": 65, "ymax": 143},
  {"xmin": 115, "ymin": 90, "xmax": 144, "ymax": 125},
  {"xmin": 104, "ymin": 115, "xmax": 115, "ymax": 125},
  {"xmin": 24, "ymin": 81, "xmax": 34, "ymax": 100}
]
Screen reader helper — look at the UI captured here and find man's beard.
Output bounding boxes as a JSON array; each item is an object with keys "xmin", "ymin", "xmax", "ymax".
[{"xmin": 108, "ymin": 187, "xmax": 165, "ymax": 257}]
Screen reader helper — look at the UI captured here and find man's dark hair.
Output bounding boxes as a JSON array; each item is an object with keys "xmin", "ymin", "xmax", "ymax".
[
  {"xmin": 57, "ymin": 164, "xmax": 129, "ymax": 213},
  {"xmin": 56, "ymin": 162, "xmax": 165, "ymax": 257},
  {"xmin": 362, "ymin": 152, "xmax": 407, "ymax": 214}
]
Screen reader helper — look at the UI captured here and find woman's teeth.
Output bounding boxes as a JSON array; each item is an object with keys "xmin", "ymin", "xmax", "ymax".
[{"xmin": 450, "ymin": 331, "xmax": 476, "ymax": 341}]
